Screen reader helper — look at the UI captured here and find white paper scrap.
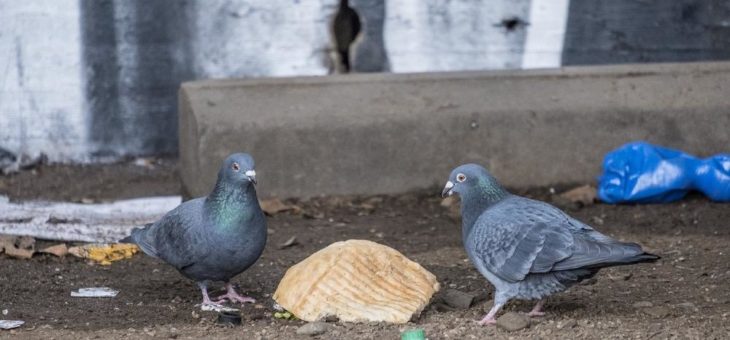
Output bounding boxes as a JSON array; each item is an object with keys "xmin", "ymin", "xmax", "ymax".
[
  {"xmin": 0, "ymin": 320, "xmax": 24, "ymax": 330},
  {"xmin": 71, "ymin": 287, "xmax": 119, "ymax": 298}
]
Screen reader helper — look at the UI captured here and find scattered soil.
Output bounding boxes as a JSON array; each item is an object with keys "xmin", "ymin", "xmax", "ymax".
[
  {"xmin": 0, "ymin": 158, "xmax": 179, "ymax": 202},
  {"xmin": 1, "ymin": 162, "xmax": 729, "ymax": 339}
]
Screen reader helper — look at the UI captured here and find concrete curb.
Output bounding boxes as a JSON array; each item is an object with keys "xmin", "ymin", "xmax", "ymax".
[{"xmin": 180, "ymin": 62, "xmax": 730, "ymax": 199}]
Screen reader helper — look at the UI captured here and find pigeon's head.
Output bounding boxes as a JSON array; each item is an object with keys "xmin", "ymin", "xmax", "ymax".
[
  {"xmin": 219, "ymin": 153, "xmax": 257, "ymax": 186},
  {"xmin": 442, "ymin": 163, "xmax": 504, "ymax": 200}
]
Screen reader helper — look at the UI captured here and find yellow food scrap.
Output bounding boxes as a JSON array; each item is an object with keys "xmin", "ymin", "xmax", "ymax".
[{"xmin": 68, "ymin": 243, "xmax": 139, "ymax": 265}]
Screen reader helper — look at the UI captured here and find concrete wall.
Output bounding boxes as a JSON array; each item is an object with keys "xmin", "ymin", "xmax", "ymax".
[
  {"xmin": 2, "ymin": 0, "xmax": 730, "ymax": 163},
  {"xmin": 1, "ymin": 0, "xmax": 340, "ymax": 163},
  {"xmin": 179, "ymin": 61, "xmax": 730, "ymax": 199},
  {"xmin": 0, "ymin": 1, "xmax": 88, "ymax": 161}
]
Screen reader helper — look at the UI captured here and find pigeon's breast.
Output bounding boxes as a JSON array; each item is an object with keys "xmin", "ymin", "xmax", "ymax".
[{"xmin": 179, "ymin": 219, "xmax": 266, "ymax": 282}]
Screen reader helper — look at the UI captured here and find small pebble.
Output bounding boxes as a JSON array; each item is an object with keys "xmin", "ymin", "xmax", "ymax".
[
  {"xmin": 556, "ymin": 319, "xmax": 577, "ymax": 330},
  {"xmin": 441, "ymin": 289, "xmax": 476, "ymax": 309},
  {"xmin": 632, "ymin": 301, "xmax": 653, "ymax": 308},
  {"xmin": 496, "ymin": 312, "xmax": 530, "ymax": 332},
  {"xmin": 296, "ymin": 322, "xmax": 329, "ymax": 336},
  {"xmin": 676, "ymin": 302, "xmax": 697, "ymax": 310},
  {"xmin": 642, "ymin": 306, "xmax": 672, "ymax": 318}
]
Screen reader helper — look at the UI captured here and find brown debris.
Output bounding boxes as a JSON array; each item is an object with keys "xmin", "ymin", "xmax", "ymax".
[
  {"xmin": 0, "ymin": 235, "xmax": 35, "ymax": 259},
  {"xmin": 38, "ymin": 244, "xmax": 69, "ymax": 257},
  {"xmin": 559, "ymin": 185, "xmax": 597, "ymax": 206},
  {"xmin": 259, "ymin": 198, "xmax": 295, "ymax": 216},
  {"xmin": 440, "ymin": 196, "xmax": 461, "ymax": 220}
]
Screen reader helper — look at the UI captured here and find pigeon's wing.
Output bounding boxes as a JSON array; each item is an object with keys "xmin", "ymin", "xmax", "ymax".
[
  {"xmin": 509, "ymin": 197, "xmax": 629, "ymax": 243},
  {"xmin": 501, "ymin": 197, "xmax": 649, "ymax": 269},
  {"xmin": 467, "ymin": 218, "xmax": 574, "ymax": 283},
  {"xmin": 468, "ymin": 197, "xmax": 650, "ymax": 283},
  {"xmin": 136, "ymin": 199, "xmax": 211, "ymax": 270}
]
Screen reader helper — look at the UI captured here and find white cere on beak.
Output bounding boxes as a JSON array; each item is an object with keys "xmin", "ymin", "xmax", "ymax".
[
  {"xmin": 245, "ymin": 170, "xmax": 256, "ymax": 177},
  {"xmin": 443, "ymin": 181, "xmax": 454, "ymax": 196}
]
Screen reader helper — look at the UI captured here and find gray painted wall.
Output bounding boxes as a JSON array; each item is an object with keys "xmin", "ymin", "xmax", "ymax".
[
  {"xmin": 81, "ymin": 0, "xmax": 194, "ymax": 158},
  {"xmin": 563, "ymin": 0, "xmax": 730, "ymax": 65},
  {"xmin": 1, "ymin": 0, "xmax": 729, "ymax": 163}
]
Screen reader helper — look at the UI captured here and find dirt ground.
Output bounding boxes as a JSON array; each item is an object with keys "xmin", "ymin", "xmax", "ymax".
[{"xmin": 1, "ymin": 161, "xmax": 729, "ymax": 339}]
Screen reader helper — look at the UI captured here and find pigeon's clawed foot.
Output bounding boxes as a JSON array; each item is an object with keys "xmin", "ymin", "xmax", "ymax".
[
  {"xmin": 477, "ymin": 316, "xmax": 497, "ymax": 325},
  {"xmin": 197, "ymin": 281, "xmax": 236, "ymax": 311},
  {"xmin": 527, "ymin": 300, "xmax": 546, "ymax": 317},
  {"xmin": 214, "ymin": 282, "xmax": 256, "ymax": 304},
  {"xmin": 477, "ymin": 302, "xmax": 504, "ymax": 326}
]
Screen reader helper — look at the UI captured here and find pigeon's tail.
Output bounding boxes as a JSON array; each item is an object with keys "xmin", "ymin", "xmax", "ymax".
[
  {"xmin": 551, "ymin": 239, "xmax": 661, "ymax": 274},
  {"xmin": 627, "ymin": 252, "xmax": 661, "ymax": 264},
  {"xmin": 584, "ymin": 242, "xmax": 660, "ymax": 269},
  {"xmin": 582, "ymin": 254, "xmax": 660, "ymax": 274},
  {"xmin": 556, "ymin": 251, "xmax": 659, "ymax": 286},
  {"xmin": 119, "ymin": 235, "xmax": 134, "ymax": 244},
  {"xmin": 119, "ymin": 223, "xmax": 159, "ymax": 258}
]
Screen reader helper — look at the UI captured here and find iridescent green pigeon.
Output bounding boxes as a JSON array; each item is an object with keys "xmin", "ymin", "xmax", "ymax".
[
  {"xmin": 121, "ymin": 153, "xmax": 267, "ymax": 309},
  {"xmin": 442, "ymin": 164, "xmax": 659, "ymax": 324}
]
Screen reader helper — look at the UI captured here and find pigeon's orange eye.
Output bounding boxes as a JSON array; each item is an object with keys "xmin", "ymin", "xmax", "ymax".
[
  {"xmin": 232, "ymin": 162, "xmax": 240, "ymax": 172},
  {"xmin": 456, "ymin": 173, "xmax": 467, "ymax": 183}
]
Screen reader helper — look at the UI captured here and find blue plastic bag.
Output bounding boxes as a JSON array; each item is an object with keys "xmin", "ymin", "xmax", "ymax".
[{"xmin": 598, "ymin": 142, "xmax": 730, "ymax": 203}]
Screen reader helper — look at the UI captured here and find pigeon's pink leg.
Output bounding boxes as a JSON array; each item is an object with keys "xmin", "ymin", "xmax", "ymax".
[
  {"xmin": 478, "ymin": 302, "xmax": 504, "ymax": 325},
  {"xmin": 213, "ymin": 282, "xmax": 256, "ymax": 304},
  {"xmin": 527, "ymin": 299, "xmax": 546, "ymax": 317},
  {"xmin": 198, "ymin": 282, "xmax": 220, "ymax": 307}
]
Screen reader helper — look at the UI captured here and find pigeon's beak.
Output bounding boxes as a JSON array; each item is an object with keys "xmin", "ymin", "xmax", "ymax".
[
  {"xmin": 245, "ymin": 170, "xmax": 257, "ymax": 185},
  {"xmin": 441, "ymin": 181, "xmax": 454, "ymax": 198}
]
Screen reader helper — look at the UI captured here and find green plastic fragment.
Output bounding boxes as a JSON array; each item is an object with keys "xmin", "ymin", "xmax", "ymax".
[{"xmin": 401, "ymin": 328, "xmax": 425, "ymax": 340}]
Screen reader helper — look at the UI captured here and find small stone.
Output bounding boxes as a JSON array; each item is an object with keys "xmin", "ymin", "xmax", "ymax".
[
  {"xmin": 556, "ymin": 319, "xmax": 577, "ymax": 330},
  {"xmin": 433, "ymin": 302, "xmax": 455, "ymax": 313},
  {"xmin": 323, "ymin": 315, "xmax": 339, "ymax": 323},
  {"xmin": 642, "ymin": 306, "xmax": 671, "ymax": 318},
  {"xmin": 496, "ymin": 312, "xmax": 530, "ymax": 332},
  {"xmin": 482, "ymin": 300, "xmax": 494, "ymax": 312},
  {"xmin": 676, "ymin": 302, "xmax": 697, "ymax": 310},
  {"xmin": 442, "ymin": 289, "xmax": 476, "ymax": 309},
  {"xmin": 296, "ymin": 322, "xmax": 329, "ymax": 336},
  {"xmin": 632, "ymin": 301, "xmax": 653, "ymax": 308}
]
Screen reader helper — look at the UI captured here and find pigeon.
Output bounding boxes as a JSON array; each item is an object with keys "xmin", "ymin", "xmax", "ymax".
[
  {"xmin": 121, "ymin": 153, "xmax": 267, "ymax": 309},
  {"xmin": 441, "ymin": 164, "xmax": 659, "ymax": 325}
]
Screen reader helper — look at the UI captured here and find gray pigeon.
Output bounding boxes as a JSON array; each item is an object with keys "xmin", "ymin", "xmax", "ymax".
[
  {"xmin": 442, "ymin": 164, "xmax": 659, "ymax": 324},
  {"xmin": 121, "ymin": 153, "xmax": 267, "ymax": 309}
]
